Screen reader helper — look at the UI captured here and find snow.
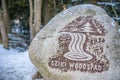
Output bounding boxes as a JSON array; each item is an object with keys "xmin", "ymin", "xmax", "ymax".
[
  {"xmin": 118, "ymin": 28, "xmax": 120, "ymax": 33},
  {"xmin": 97, "ymin": 2, "xmax": 120, "ymax": 6},
  {"xmin": 113, "ymin": 17, "xmax": 120, "ymax": 20},
  {"xmin": 13, "ymin": 19, "xmax": 20, "ymax": 25},
  {"xmin": 0, "ymin": 45, "xmax": 41, "ymax": 80}
]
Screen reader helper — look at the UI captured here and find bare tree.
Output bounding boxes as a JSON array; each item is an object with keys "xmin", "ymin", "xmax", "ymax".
[
  {"xmin": 29, "ymin": 0, "xmax": 42, "ymax": 40},
  {"xmin": 29, "ymin": 0, "xmax": 35, "ymax": 40},
  {"xmin": 1, "ymin": 0, "xmax": 9, "ymax": 49},
  {"xmin": 1, "ymin": 0, "xmax": 10, "ymax": 33},
  {"xmin": 42, "ymin": 0, "xmax": 50, "ymax": 25},
  {"xmin": 0, "ymin": 11, "xmax": 9, "ymax": 49},
  {"xmin": 34, "ymin": 0, "xmax": 42, "ymax": 34}
]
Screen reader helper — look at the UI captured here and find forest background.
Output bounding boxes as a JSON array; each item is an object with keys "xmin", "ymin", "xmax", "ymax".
[{"xmin": 0, "ymin": 0, "xmax": 120, "ymax": 51}]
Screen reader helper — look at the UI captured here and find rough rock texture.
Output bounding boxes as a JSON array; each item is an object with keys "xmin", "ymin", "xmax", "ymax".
[{"xmin": 29, "ymin": 4, "xmax": 120, "ymax": 80}]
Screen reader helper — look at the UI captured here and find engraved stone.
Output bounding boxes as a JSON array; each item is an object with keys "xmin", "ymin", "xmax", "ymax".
[{"xmin": 29, "ymin": 4, "xmax": 120, "ymax": 80}]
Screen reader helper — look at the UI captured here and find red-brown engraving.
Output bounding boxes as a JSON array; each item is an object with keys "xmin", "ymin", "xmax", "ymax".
[{"xmin": 48, "ymin": 16, "xmax": 109, "ymax": 73}]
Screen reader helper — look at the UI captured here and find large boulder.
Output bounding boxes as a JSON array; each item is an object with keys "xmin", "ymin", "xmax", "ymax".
[{"xmin": 29, "ymin": 4, "xmax": 120, "ymax": 80}]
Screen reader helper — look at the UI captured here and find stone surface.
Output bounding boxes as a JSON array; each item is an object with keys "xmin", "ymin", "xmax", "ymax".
[{"xmin": 29, "ymin": 4, "xmax": 120, "ymax": 80}]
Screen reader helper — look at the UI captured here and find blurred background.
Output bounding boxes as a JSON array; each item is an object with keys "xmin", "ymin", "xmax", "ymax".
[{"xmin": 0, "ymin": 0, "xmax": 120, "ymax": 51}]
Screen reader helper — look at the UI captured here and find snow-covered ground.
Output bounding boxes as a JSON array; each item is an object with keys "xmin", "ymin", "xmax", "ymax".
[{"xmin": 0, "ymin": 45, "xmax": 38, "ymax": 80}]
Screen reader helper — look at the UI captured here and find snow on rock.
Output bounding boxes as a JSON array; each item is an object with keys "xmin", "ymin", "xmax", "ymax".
[{"xmin": 0, "ymin": 45, "xmax": 39, "ymax": 80}]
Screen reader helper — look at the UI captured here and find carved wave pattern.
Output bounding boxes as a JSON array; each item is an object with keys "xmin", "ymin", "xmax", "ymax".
[{"xmin": 63, "ymin": 32, "xmax": 94, "ymax": 61}]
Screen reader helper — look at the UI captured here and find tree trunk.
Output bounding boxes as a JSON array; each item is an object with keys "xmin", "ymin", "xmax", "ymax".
[
  {"xmin": 0, "ymin": 33, "xmax": 2, "ymax": 44},
  {"xmin": 42, "ymin": 0, "xmax": 50, "ymax": 25},
  {"xmin": 29, "ymin": 0, "xmax": 42, "ymax": 40},
  {"xmin": 0, "ymin": 12, "xmax": 9, "ymax": 49},
  {"xmin": 34, "ymin": 0, "xmax": 42, "ymax": 35},
  {"xmin": 1, "ymin": 0, "xmax": 9, "ymax": 49},
  {"xmin": 29, "ymin": 0, "xmax": 35, "ymax": 40},
  {"xmin": 1, "ymin": 0, "xmax": 10, "ymax": 33}
]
